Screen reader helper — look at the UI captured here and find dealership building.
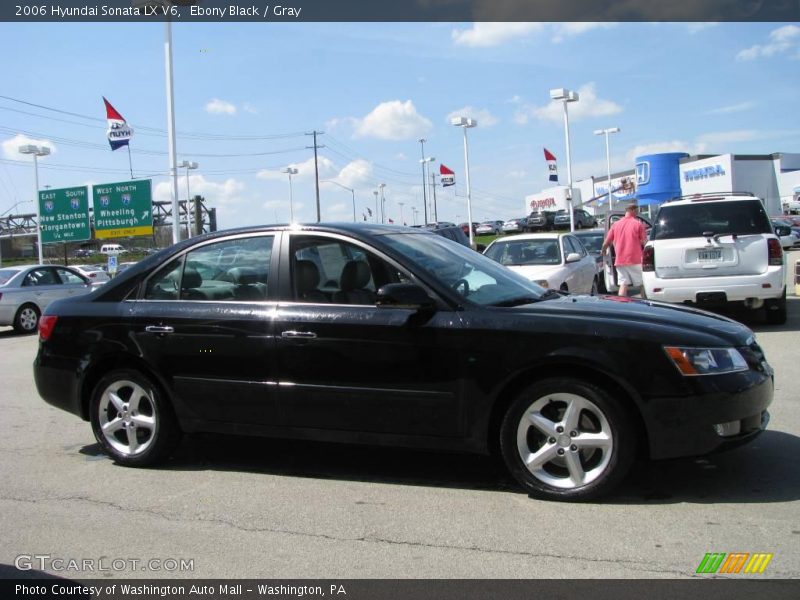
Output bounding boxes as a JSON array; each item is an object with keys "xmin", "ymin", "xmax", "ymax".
[{"xmin": 569, "ymin": 152, "xmax": 800, "ymax": 218}]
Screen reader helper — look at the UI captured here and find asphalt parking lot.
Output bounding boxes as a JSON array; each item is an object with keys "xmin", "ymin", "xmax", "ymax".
[{"xmin": 1, "ymin": 260, "xmax": 798, "ymax": 580}]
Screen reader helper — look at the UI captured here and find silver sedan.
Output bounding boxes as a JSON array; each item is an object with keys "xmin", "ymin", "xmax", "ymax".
[{"xmin": 0, "ymin": 265, "xmax": 97, "ymax": 334}]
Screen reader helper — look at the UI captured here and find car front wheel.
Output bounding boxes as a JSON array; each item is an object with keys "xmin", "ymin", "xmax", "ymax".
[
  {"xmin": 500, "ymin": 378, "xmax": 636, "ymax": 501},
  {"xmin": 90, "ymin": 369, "xmax": 181, "ymax": 467}
]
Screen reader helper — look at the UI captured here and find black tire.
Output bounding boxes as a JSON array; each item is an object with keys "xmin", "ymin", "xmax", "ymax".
[
  {"xmin": 499, "ymin": 378, "xmax": 636, "ymax": 501},
  {"xmin": 90, "ymin": 368, "xmax": 181, "ymax": 467},
  {"xmin": 13, "ymin": 303, "xmax": 40, "ymax": 334},
  {"xmin": 590, "ymin": 278, "xmax": 599, "ymax": 296},
  {"xmin": 765, "ymin": 289, "xmax": 787, "ymax": 325}
]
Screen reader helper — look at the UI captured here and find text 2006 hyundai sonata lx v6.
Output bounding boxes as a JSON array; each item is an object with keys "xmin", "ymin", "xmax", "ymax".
[{"xmin": 33, "ymin": 223, "xmax": 773, "ymax": 501}]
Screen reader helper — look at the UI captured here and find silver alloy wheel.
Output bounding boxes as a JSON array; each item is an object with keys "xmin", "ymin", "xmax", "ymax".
[
  {"xmin": 516, "ymin": 392, "xmax": 613, "ymax": 489},
  {"xmin": 97, "ymin": 379, "xmax": 158, "ymax": 457},
  {"xmin": 18, "ymin": 307, "xmax": 38, "ymax": 331}
]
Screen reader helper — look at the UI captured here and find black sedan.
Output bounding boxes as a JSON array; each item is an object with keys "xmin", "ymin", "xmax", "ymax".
[{"xmin": 34, "ymin": 223, "xmax": 773, "ymax": 501}]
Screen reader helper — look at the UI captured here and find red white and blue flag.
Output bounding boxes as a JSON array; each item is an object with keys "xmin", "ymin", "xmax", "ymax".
[
  {"xmin": 440, "ymin": 164, "xmax": 455, "ymax": 187},
  {"xmin": 544, "ymin": 148, "xmax": 558, "ymax": 183},
  {"xmin": 103, "ymin": 97, "xmax": 133, "ymax": 151}
]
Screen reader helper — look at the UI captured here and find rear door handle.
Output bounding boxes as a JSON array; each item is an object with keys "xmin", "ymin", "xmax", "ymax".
[
  {"xmin": 281, "ymin": 330, "xmax": 317, "ymax": 339},
  {"xmin": 145, "ymin": 325, "xmax": 174, "ymax": 334}
]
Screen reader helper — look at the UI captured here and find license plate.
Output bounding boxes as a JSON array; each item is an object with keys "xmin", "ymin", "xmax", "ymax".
[{"xmin": 698, "ymin": 249, "xmax": 722, "ymax": 261}]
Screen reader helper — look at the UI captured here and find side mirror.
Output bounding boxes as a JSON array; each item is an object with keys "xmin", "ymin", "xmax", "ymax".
[
  {"xmin": 475, "ymin": 243, "xmax": 486, "ymax": 253},
  {"xmin": 376, "ymin": 283, "xmax": 436, "ymax": 312},
  {"xmin": 565, "ymin": 252, "xmax": 582, "ymax": 263},
  {"xmin": 774, "ymin": 225, "xmax": 791, "ymax": 237}
]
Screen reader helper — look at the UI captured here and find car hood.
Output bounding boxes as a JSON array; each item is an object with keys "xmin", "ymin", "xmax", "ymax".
[
  {"xmin": 506, "ymin": 294, "xmax": 752, "ymax": 346},
  {"xmin": 507, "ymin": 264, "xmax": 563, "ymax": 279}
]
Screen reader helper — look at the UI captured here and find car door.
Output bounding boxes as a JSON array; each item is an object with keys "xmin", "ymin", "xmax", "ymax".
[
  {"xmin": 20, "ymin": 267, "xmax": 66, "ymax": 310},
  {"xmin": 564, "ymin": 236, "xmax": 594, "ymax": 294},
  {"xmin": 272, "ymin": 231, "xmax": 467, "ymax": 438},
  {"xmin": 54, "ymin": 267, "xmax": 93, "ymax": 297},
  {"xmin": 129, "ymin": 233, "xmax": 281, "ymax": 426}
]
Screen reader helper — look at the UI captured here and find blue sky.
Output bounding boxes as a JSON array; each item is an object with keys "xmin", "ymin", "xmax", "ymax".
[{"xmin": 1, "ymin": 21, "xmax": 799, "ymax": 228}]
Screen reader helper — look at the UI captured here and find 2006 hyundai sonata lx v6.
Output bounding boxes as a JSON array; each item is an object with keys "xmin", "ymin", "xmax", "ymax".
[{"xmin": 33, "ymin": 223, "xmax": 773, "ymax": 501}]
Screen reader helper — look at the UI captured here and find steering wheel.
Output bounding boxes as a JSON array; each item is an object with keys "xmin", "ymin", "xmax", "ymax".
[{"xmin": 452, "ymin": 278, "xmax": 470, "ymax": 296}]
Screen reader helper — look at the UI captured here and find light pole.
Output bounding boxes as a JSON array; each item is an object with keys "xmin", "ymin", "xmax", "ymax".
[
  {"xmin": 398, "ymin": 202, "xmax": 405, "ymax": 226},
  {"xmin": 282, "ymin": 167, "xmax": 298, "ymax": 222},
  {"xmin": 550, "ymin": 88, "xmax": 580, "ymax": 232},
  {"xmin": 451, "ymin": 117, "xmax": 477, "ymax": 248},
  {"xmin": 593, "ymin": 127, "xmax": 620, "ymax": 213},
  {"xmin": 418, "ymin": 138, "xmax": 428, "ymax": 225},
  {"xmin": 373, "ymin": 191, "xmax": 379, "ymax": 223},
  {"xmin": 321, "ymin": 180, "xmax": 356, "ymax": 222},
  {"xmin": 180, "ymin": 160, "xmax": 199, "ymax": 237},
  {"xmin": 133, "ymin": 0, "xmax": 181, "ymax": 244},
  {"xmin": 18, "ymin": 144, "xmax": 50, "ymax": 264},
  {"xmin": 379, "ymin": 183, "xmax": 386, "ymax": 224},
  {"xmin": 411, "ymin": 207, "xmax": 418, "ymax": 225},
  {"xmin": 420, "ymin": 156, "xmax": 435, "ymax": 223}
]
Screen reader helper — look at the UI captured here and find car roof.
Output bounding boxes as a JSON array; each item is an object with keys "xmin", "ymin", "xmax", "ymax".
[
  {"xmin": 491, "ymin": 232, "xmax": 564, "ymax": 241},
  {"xmin": 664, "ymin": 193, "xmax": 762, "ymax": 207}
]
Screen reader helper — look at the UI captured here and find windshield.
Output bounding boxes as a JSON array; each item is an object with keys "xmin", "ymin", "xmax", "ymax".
[
  {"xmin": 573, "ymin": 233, "xmax": 604, "ymax": 253},
  {"xmin": 653, "ymin": 200, "xmax": 772, "ymax": 240},
  {"xmin": 382, "ymin": 232, "xmax": 548, "ymax": 307},
  {"xmin": 484, "ymin": 238, "xmax": 562, "ymax": 266}
]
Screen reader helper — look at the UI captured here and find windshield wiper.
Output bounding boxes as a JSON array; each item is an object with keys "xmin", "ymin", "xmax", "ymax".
[{"xmin": 490, "ymin": 296, "xmax": 540, "ymax": 307}]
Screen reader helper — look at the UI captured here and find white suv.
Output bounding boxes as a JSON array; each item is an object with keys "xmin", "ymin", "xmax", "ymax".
[{"xmin": 642, "ymin": 193, "xmax": 786, "ymax": 324}]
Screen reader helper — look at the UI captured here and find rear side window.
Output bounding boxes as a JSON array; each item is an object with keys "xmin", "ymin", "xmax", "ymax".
[{"xmin": 653, "ymin": 200, "xmax": 772, "ymax": 240}]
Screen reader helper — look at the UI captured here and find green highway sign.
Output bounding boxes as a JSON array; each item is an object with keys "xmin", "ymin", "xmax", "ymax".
[
  {"xmin": 38, "ymin": 186, "xmax": 91, "ymax": 244},
  {"xmin": 93, "ymin": 179, "xmax": 153, "ymax": 239}
]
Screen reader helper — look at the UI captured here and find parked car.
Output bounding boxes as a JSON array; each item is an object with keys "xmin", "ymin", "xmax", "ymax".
[
  {"xmin": 483, "ymin": 232, "xmax": 599, "ymax": 294},
  {"xmin": 73, "ymin": 248, "xmax": 96, "ymax": 259},
  {"xmin": 770, "ymin": 217, "xmax": 800, "ymax": 248},
  {"xmin": 428, "ymin": 224, "xmax": 471, "ymax": 247},
  {"xmin": 0, "ymin": 264, "xmax": 97, "ymax": 333},
  {"xmin": 34, "ymin": 223, "xmax": 773, "ymax": 501},
  {"xmin": 643, "ymin": 193, "xmax": 786, "ymax": 324},
  {"xmin": 553, "ymin": 209, "xmax": 597, "ymax": 230},
  {"xmin": 475, "ymin": 220, "xmax": 504, "ymax": 236},
  {"xmin": 572, "ymin": 229, "xmax": 607, "ymax": 292},
  {"xmin": 501, "ymin": 217, "xmax": 528, "ymax": 234},
  {"xmin": 602, "ymin": 211, "xmax": 654, "ymax": 294},
  {"xmin": 71, "ymin": 264, "xmax": 111, "ymax": 283},
  {"xmin": 525, "ymin": 210, "xmax": 557, "ymax": 232},
  {"xmin": 459, "ymin": 222, "xmax": 479, "ymax": 237}
]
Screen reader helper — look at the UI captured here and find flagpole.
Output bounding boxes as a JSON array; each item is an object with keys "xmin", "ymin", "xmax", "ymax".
[{"xmin": 127, "ymin": 145, "xmax": 134, "ymax": 179}]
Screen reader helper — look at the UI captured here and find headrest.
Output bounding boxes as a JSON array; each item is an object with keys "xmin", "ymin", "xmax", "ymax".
[
  {"xmin": 340, "ymin": 261, "xmax": 371, "ymax": 292},
  {"xmin": 182, "ymin": 267, "xmax": 202, "ymax": 289},
  {"xmin": 228, "ymin": 267, "xmax": 258, "ymax": 285},
  {"xmin": 295, "ymin": 260, "xmax": 320, "ymax": 292}
]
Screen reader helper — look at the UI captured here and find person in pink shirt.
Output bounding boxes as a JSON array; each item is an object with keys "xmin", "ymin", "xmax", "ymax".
[{"xmin": 600, "ymin": 203, "xmax": 648, "ymax": 297}]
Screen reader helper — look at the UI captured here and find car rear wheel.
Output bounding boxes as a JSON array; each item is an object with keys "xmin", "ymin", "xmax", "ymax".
[
  {"xmin": 90, "ymin": 369, "xmax": 181, "ymax": 467},
  {"xmin": 765, "ymin": 288, "xmax": 787, "ymax": 325},
  {"xmin": 590, "ymin": 278, "xmax": 598, "ymax": 296},
  {"xmin": 499, "ymin": 378, "xmax": 636, "ymax": 501},
  {"xmin": 13, "ymin": 304, "xmax": 40, "ymax": 334}
]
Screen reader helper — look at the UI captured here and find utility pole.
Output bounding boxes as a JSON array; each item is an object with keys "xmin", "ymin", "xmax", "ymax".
[
  {"xmin": 430, "ymin": 171, "xmax": 438, "ymax": 223},
  {"xmin": 418, "ymin": 139, "xmax": 428, "ymax": 226},
  {"xmin": 306, "ymin": 131, "xmax": 324, "ymax": 222}
]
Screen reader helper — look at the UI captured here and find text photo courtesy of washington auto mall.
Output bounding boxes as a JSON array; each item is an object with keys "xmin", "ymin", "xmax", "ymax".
[{"xmin": 1, "ymin": 1, "xmax": 800, "ymax": 599}]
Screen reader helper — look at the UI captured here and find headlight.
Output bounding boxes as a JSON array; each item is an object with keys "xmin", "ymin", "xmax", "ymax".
[
  {"xmin": 664, "ymin": 346, "xmax": 749, "ymax": 376},
  {"xmin": 534, "ymin": 279, "xmax": 549, "ymax": 288}
]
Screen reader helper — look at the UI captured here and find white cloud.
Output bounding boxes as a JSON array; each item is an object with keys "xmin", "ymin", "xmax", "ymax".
[
  {"xmin": 705, "ymin": 101, "xmax": 756, "ymax": 115},
  {"xmin": 204, "ymin": 98, "xmax": 237, "ymax": 115},
  {"xmin": 686, "ymin": 22, "xmax": 718, "ymax": 34},
  {"xmin": 242, "ymin": 102, "xmax": 259, "ymax": 115},
  {"xmin": 155, "ymin": 175, "xmax": 246, "ymax": 207},
  {"xmin": 737, "ymin": 25, "xmax": 800, "ymax": 61},
  {"xmin": 256, "ymin": 156, "xmax": 336, "ymax": 182},
  {"xmin": 2, "ymin": 133, "xmax": 56, "ymax": 161},
  {"xmin": 551, "ymin": 23, "xmax": 617, "ymax": 43},
  {"xmin": 352, "ymin": 100, "xmax": 432, "ymax": 141},
  {"xmin": 333, "ymin": 159, "xmax": 373, "ymax": 189},
  {"xmin": 516, "ymin": 83, "xmax": 622, "ymax": 124},
  {"xmin": 446, "ymin": 106, "xmax": 499, "ymax": 127},
  {"xmin": 395, "ymin": 152, "xmax": 407, "ymax": 161},
  {"xmin": 451, "ymin": 23, "xmax": 543, "ymax": 47}
]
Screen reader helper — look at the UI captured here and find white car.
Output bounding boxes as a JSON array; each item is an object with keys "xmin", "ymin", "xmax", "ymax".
[
  {"xmin": 71, "ymin": 264, "xmax": 111, "ymax": 283},
  {"xmin": 643, "ymin": 193, "xmax": 786, "ymax": 324},
  {"xmin": 483, "ymin": 232, "xmax": 598, "ymax": 294}
]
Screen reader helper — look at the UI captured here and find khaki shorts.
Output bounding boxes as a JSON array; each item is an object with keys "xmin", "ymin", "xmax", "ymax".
[{"xmin": 616, "ymin": 265, "xmax": 643, "ymax": 286}]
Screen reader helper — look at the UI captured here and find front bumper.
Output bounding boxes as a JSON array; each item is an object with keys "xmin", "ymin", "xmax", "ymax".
[{"xmin": 644, "ymin": 368, "xmax": 773, "ymax": 460}]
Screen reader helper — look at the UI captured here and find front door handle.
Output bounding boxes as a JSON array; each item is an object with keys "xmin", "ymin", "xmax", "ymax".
[
  {"xmin": 281, "ymin": 330, "xmax": 317, "ymax": 339},
  {"xmin": 145, "ymin": 325, "xmax": 175, "ymax": 334}
]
